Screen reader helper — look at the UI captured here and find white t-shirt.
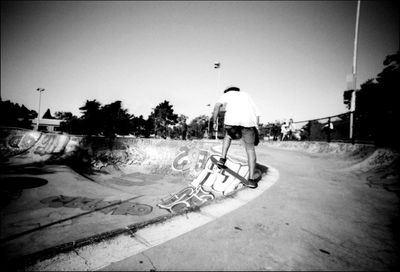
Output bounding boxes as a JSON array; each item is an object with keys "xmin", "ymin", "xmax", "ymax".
[{"xmin": 216, "ymin": 91, "xmax": 260, "ymax": 127}]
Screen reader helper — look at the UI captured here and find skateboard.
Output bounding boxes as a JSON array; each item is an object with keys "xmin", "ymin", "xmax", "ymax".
[
  {"xmin": 210, "ymin": 155, "xmax": 262, "ymax": 181},
  {"xmin": 209, "ymin": 155, "xmax": 250, "ymax": 185}
]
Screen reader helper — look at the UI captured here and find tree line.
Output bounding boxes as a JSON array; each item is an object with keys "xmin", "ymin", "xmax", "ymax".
[
  {"xmin": 343, "ymin": 50, "xmax": 399, "ymax": 148},
  {"xmin": 0, "ymin": 98, "xmax": 214, "ymax": 140},
  {"xmin": 1, "ymin": 51, "xmax": 398, "ymax": 147}
]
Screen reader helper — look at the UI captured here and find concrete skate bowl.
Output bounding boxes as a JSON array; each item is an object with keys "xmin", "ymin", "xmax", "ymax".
[
  {"xmin": 0, "ymin": 127, "xmax": 83, "ymax": 166},
  {"xmin": 264, "ymin": 140, "xmax": 400, "ymax": 196},
  {"xmin": 0, "ymin": 127, "xmax": 41, "ymax": 160},
  {"xmin": 0, "ymin": 128, "xmax": 274, "ymax": 269}
]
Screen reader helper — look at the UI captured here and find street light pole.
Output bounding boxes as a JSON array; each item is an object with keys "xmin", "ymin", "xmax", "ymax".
[
  {"xmin": 36, "ymin": 88, "xmax": 45, "ymax": 130},
  {"xmin": 214, "ymin": 61, "xmax": 221, "ymax": 140},
  {"xmin": 206, "ymin": 104, "xmax": 211, "ymax": 139},
  {"xmin": 349, "ymin": 0, "xmax": 361, "ymax": 142}
]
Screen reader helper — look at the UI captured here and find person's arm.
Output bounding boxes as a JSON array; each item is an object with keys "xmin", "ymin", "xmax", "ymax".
[{"xmin": 212, "ymin": 103, "xmax": 223, "ymax": 128}]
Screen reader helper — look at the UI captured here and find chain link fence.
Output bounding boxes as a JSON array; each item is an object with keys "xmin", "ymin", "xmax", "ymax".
[
  {"xmin": 265, "ymin": 110, "xmax": 395, "ymax": 147},
  {"xmin": 292, "ymin": 112, "xmax": 353, "ymax": 143}
]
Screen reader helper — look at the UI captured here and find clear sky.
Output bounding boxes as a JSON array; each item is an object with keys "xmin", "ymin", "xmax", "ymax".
[{"xmin": 1, "ymin": 1, "xmax": 399, "ymax": 123}]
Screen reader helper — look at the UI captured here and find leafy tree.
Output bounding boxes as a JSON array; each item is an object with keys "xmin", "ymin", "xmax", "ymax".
[
  {"xmin": 42, "ymin": 108, "xmax": 56, "ymax": 119},
  {"xmin": 99, "ymin": 100, "xmax": 132, "ymax": 148},
  {"xmin": 60, "ymin": 115, "xmax": 82, "ymax": 135},
  {"xmin": 100, "ymin": 100, "xmax": 132, "ymax": 137},
  {"xmin": 0, "ymin": 99, "xmax": 36, "ymax": 128},
  {"xmin": 131, "ymin": 115, "xmax": 151, "ymax": 137},
  {"xmin": 257, "ymin": 123, "xmax": 269, "ymax": 139},
  {"xmin": 167, "ymin": 114, "xmax": 188, "ymax": 139},
  {"xmin": 149, "ymin": 100, "xmax": 178, "ymax": 138},
  {"xmin": 188, "ymin": 115, "xmax": 209, "ymax": 139},
  {"xmin": 79, "ymin": 99, "xmax": 102, "ymax": 136},
  {"xmin": 353, "ymin": 51, "xmax": 399, "ymax": 147},
  {"xmin": 54, "ymin": 111, "xmax": 74, "ymax": 120},
  {"xmin": 54, "ymin": 111, "xmax": 80, "ymax": 134},
  {"xmin": 61, "ymin": 100, "xmax": 137, "ymax": 140},
  {"xmin": 178, "ymin": 114, "xmax": 188, "ymax": 140}
]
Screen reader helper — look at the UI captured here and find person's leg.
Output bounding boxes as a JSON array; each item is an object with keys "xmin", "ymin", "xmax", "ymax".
[
  {"xmin": 218, "ymin": 126, "xmax": 235, "ymax": 167},
  {"xmin": 221, "ymin": 133, "xmax": 232, "ymax": 159},
  {"xmin": 244, "ymin": 142, "xmax": 256, "ymax": 179},
  {"xmin": 220, "ymin": 125, "xmax": 240, "ymax": 161},
  {"xmin": 242, "ymin": 127, "xmax": 258, "ymax": 184}
]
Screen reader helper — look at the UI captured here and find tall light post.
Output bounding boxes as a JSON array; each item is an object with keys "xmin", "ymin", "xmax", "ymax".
[
  {"xmin": 349, "ymin": 0, "xmax": 361, "ymax": 141},
  {"xmin": 214, "ymin": 61, "xmax": 221, "ymax": 140},
  {"xmin": 205, "ymin": 103, "xmax": 211, "ymax": 138},
  {"xmin": 36, "ymin": 88, "xmax": 45, "ymax": 130}
]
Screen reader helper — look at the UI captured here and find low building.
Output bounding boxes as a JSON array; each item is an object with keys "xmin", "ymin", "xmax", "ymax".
[{"xmin": 31, "ymin": 118, "xmax": 63, "ymax": 132}]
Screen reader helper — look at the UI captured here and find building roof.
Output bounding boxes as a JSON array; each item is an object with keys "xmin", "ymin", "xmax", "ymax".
[{"xmin": 31, "ymin": 118, "xmax": 63, "ymax": 126}]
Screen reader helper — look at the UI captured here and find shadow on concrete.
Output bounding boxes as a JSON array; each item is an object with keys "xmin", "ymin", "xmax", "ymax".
[
  {"xmin": 0, "ymin": 176, "xmax": 48, "ymax": 207},
  {"xmin": 0, "ymin": 163, "xmax": 58, "ymax": 175}
]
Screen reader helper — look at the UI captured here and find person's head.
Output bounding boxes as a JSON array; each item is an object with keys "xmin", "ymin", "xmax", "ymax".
[{"xmin": 223, "ymin": 85, "xmax": 240, "ymax": 93}]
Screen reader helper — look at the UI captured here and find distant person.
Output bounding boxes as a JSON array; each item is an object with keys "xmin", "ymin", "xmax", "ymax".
[
  {"xmin": 282, "ymin": 118, "xmax": 295, "ymax": 141},
  {"xmin": 322, "ymin": 122, "xmax": 334, "ymax": 132},
  {"xmin": 321, "ymin": 122, "xmax": 334, "ymax": 140},
  {"xmin": 287, "ymin": 118, "xmax": 295, "ymax": 139},
  {"xmin": 212, "ymin": 85, "xmax": 261, "ymax": 189},
  {"xmin": 281, "ymin": 121, "xmax": 288, "ymax": 141}
]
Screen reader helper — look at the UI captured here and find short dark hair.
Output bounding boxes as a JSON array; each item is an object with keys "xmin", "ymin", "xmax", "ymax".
[{"xmin": 224, "ymin": 86, "xmax": 240, "ymax": 93}]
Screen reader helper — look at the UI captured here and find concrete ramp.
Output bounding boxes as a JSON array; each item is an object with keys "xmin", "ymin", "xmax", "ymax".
[
  {"xmin": 264, "ymin": 140, "xmax": 399, "ymax": 172},
  {"xmin": 0, "ymin": 127, "xmax": 83, "ymax": 165},
  {"xmin": 263, "ymin": 140, "xmax": 399, "ymax": 195},
  {"xmin": 0, "ymin": 128, "xmax": 271, "ymax": 270},
  {"xmin": 345, "ymin": 148, "xmax": 399, "ymax": 172}
]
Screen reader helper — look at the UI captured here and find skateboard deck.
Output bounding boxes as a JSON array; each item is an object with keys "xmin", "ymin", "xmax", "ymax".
[
  {"xmin": 209, "ymin": 155, "xmax": 248, "ymax": 184},
  {"xmin": 210, "ymin": 155, "xmax": 262, "ymax": 182},
  {"xmin": 190, "ymin": 154, "xmax": 249, "ymax": 196}
]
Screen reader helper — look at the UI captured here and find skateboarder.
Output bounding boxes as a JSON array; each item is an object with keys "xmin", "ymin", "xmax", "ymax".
[{"xmin": 212, "ymin": 85, "xmax": 261, "ymax": 188}]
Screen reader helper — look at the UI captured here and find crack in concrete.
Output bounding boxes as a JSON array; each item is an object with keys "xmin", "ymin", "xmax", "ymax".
[
  {"xmin": 301, "ymin": 226, "xmax": 391, "ymax": 269},
  {"xmin": 132, "ymin": 233, "xmax": 152, "ymax": 247},
  {"xmin": 142, "ymin": 252, "xmax": 157, "ymax": 271},
  {"xmin": 338, "ymin": 239, "xmax": 394, "ymax": 268},
  {"xmin": 72, "ymin": 249, "xmax": 90, "ymax": 269},
  {"xmin": 300, "ymin": 227, "xmax": 337, "ymax": 245}
]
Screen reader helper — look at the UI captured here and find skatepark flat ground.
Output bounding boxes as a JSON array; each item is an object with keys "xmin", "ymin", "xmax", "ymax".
[
  {"xmin": 2, "ymin": 134, "xmax": 274, "ymax": 271},
  {"xmin": 101, "ymin": 143, "xmax": 399, "ymax": 271},
  {"xmin": 1, "ymin": 136, "xmax": 399, "ymax": 271}
]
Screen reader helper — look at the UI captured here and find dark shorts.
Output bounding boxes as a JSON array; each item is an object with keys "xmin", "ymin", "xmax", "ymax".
[{"xmin": 224, "ymin": 125, "xmax": 259, "ymax": 146}]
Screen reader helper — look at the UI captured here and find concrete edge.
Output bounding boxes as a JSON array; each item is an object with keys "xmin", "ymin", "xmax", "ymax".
[{"xmin": 24, "ymin": 165, "xmax": 280, "ymax": 271}]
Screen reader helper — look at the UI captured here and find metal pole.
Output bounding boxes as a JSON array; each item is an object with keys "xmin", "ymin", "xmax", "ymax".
[
  {"xmin": 36, "ymin": 88, "xmax": 45, "ymax": 130},
  {"xmin": 217, "ymin": 67, "xmax": 222, "ymax": 140},
  {"xmin": 217, "ymin": 67, "xmax": 221, "ymax": 92},
  {"xmin": 349, "ymin": 0, "xmax": 361, "ymax": 141},
  {"xmin": 214, "ymin": 62, "xmax": 221, "ymax": 140},
  {"xmin": 206, "ymin": 104, "xmax": 211, "ymax": 139}
]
